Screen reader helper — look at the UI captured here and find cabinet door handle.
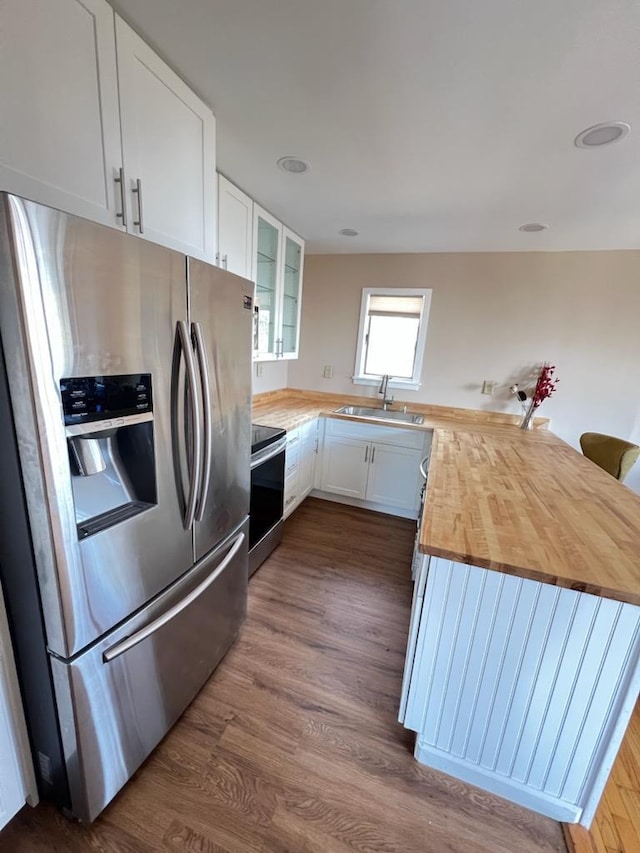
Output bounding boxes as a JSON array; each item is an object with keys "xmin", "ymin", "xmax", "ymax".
[
  {"xmin": 371, "ymin": 446, "xmax": 376, "ymax": 464},
  {"xmin": 114, "ymin": 167, "xmax": 127, "ymax": 227},
  {"xmin": 253, "ymin": 306, "xmax": 260, "ymax": 351},
  {"xmin": 222, "ymin": 254, "xmax": 228, "ymax": 269},
  {"xmin": 364, "ymin": 445, "xmax": 369, "ymax": 463},
  {"xmin": 132, "ymin": 178, "xmax": 144, "ymax": 233},
  {"xmin": 215, "ymin": 252, "xmax": 220, "ymax": 265}
]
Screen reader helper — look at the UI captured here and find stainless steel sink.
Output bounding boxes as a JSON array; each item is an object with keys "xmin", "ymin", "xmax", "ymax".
[{"xmin": 334, "ymin": 405, "xmax": 424, "ymax": 425}]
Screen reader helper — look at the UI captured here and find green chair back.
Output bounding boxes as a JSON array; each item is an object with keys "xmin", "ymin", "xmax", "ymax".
[{"xmin": 579, "ymin": 432, "xmax": 640, "ymax": 482}]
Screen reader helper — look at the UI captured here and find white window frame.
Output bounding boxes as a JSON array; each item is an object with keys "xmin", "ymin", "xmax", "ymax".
[{"xmin": 352, "ymin": 287, "xmax": 432, "ymax": 391}]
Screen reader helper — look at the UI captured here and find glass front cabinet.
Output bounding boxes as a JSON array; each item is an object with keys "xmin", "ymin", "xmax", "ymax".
[{"xmin": 252, "ymin": 204, "xmax": 304, "ymax": 361}]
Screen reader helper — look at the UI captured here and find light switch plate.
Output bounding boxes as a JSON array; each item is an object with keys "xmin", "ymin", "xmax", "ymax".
[
  {"xmin": 256, "ymin": 363, "xmax": 264, "ymax": 377},
  {"xmin": 482, "ymin": 380, "xmax": 497, "ymax": 395},
  {"xmin": 323, "ymin": 365, "xmax": 333, "ymax": 379}
]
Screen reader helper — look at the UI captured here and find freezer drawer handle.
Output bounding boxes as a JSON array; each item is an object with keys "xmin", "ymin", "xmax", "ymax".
[
  {"xmin": 176, "ymin": 320, "xmax": 203, "ymax": 530},
  {"xmin": 102, "ymin": 531, "xmax": 245, "ymax": 663},
  {"xmin": 192, "ymin": 322, "xmax": 213, "ymax": 521}
]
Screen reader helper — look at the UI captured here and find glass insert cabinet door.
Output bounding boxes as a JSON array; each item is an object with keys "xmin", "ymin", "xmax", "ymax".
[
  {"xmin": 281, "ymin": 228, "xmax": 303, "ymax": 358},
  {"xmin": 254, "ymin": 209, "xmax": 281, "ymax": 357}
]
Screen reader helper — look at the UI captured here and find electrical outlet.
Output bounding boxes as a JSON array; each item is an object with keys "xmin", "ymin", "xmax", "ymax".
[
  {"xmin": 323, "ymin": 365, "xmax": 333, "ymax": 379},
  {"xmin": 482, "ymin": 380, "xmax": 497, "ymax": 395},
  {"xmin": 256, "ymin": 363, "xmax": 264, "ymax": 378}
]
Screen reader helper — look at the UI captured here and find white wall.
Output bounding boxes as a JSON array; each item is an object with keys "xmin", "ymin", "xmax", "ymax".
[
  {"xmin": 252, "ymin": 360, "xmax": 289, "ymax": 395},
  {"xmin": 288, "ymin": 251, "xmax": 640, "ymax": 492}
]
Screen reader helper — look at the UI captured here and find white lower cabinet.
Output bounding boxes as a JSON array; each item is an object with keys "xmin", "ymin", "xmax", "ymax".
[
  {"xmin": 298, "ymin": 420, "xmax": 319, "ymax": 499},
  {"xmin": 320, "ymin": 436, "xmax": 370, "ymax": 499},
  {"xmin": 318, "ymin": 419, "xmax": 429, "ymax": 518},
  {"xmin": 283, "ymin": 420, "xmax": 318, "ymax": 518},
  {"xmin": 365, "ymin": 443, "xmax": 424, "ymax": 510},
  {"xmin": 0, "ymin": 590, "xmax": 37, "ymax": 830}
]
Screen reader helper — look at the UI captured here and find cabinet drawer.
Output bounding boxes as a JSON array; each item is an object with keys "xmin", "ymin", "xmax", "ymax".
[
  {"xmin": 286, "ymin": 427, "xmax": 301, "ymax": 446},
  {"xmin": 285, "ymin": 443, "xmax": 300, "ymax": 477},
  {"xmin": 284, "ymin": 468, "xmax": 299, "ymax": 517},
  {"xmin": 325, "ymin": 417, "xmax": 425, "ymax": 449}
]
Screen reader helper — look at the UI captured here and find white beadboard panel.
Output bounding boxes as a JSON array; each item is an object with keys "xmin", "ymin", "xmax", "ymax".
[
  {"xmin": 466, "ymin": 576, "xmax": 542, "ymax": 768},
  {"xmin": 404, "ymin": 557, "xmax": 640, "ymax": 821},
  {"xmin": 558, "ymin": 603, "xmax": 640, "ymax": 804}
]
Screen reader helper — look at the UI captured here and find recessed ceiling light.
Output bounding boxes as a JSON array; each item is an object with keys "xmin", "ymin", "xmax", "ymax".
[
  {"xmin": 277, "ymin": 156, "xmax": 309, "ymax": 174},
  {"xmin": 519, "ymin": 223, "xmax": 548, "ymax": 233},
  {"xmin": 339, "ymin": 228, "xmax": 359, "ymax": 237},
  {"xmin": 574, "ymin": 122, "xmax": 630, "ymax": 148}
]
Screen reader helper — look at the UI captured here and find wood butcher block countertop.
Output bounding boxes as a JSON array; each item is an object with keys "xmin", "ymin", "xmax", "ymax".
[{"xmin": 253, "ymin": 389, "xmax": 640, "ymax": 606}]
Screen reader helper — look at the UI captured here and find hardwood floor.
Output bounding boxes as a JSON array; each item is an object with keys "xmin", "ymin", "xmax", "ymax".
[
  {"xmin": 2, "ymin": 498, "xmax": 566, "ymax": 852},
  {"xmin": 564, "ymin": 701, "xmax": 640, "ymax": 853}
]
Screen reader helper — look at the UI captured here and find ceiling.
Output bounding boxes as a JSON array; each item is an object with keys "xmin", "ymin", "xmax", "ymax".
[{"xmin": 111, "ymin": 1, "xmax": 640, "ymax": 253}]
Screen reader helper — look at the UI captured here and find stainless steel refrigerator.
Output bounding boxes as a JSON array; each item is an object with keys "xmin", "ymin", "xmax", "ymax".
[{"xmin": 0, "ymin": 194, "xmax": 252, "ymax": 822}]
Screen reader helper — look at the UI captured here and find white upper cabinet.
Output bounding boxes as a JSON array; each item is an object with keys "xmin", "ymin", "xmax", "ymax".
[
  {"xmin": 253, "ymin": 205, "xmax": 283, "ymax": 360},
  {"xmin": 0, "ymin": 0, "xmax": 123, "ymax": 227},
  {"xmin": 115, "ymin": 16, "xmax": 216, "ymax": 262},
  {"xmin": 217, "ymin": 175, "xmax": 253, "ymax": 279},
  {"xmin": 281, "ymin": 228, "xmax": 304, "ymax": 359},
  {"xmin": 252, "ymin": 206, "xmax": 304, "ymax": 361},
  {"xmin": 0, "ymin": 1, "xmax": 216, "ymax": 259}
]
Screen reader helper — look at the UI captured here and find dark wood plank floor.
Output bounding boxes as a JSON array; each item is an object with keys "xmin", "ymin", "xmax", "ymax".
[{"xmin": 2, "ymin": 498, "xmax": 566, "ymax": 852}]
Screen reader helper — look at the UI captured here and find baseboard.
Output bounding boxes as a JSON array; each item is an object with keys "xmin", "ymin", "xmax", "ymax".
[
  {"xmin": 414, "ymin": 740, "xmax": 582, "ymax": 824},
  {"xmin": 309, "ymin": 489, "xmax": 418, "ymax": 520}
]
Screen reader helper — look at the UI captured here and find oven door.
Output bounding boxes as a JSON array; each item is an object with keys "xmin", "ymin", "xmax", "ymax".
[{"xmin": 249, "ymin": 439, "xmax": 285, "ymax": 549}]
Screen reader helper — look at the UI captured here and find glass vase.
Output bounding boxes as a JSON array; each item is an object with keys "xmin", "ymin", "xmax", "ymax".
[{"xmin": 520, "ymin": 399, "xmax": 536, "ymax": 430}]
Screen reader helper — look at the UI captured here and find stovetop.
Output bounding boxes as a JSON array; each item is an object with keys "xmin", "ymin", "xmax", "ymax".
[{"xmin": 251, "ymin": 423, "xmax": 286, "ymax": 455}]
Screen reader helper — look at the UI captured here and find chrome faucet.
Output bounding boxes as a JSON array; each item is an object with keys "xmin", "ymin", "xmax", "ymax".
[{"xmin": 379, "ymin": 374, "xmax": 394, "ymax": 410}]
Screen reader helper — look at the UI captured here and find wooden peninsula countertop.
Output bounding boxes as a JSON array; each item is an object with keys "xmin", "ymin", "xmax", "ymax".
[{"xmin": 253, "ymin": 389, "xmax": 640, "ymax": 607}]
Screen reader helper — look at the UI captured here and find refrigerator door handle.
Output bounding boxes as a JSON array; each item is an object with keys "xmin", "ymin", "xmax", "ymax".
[
  {"xmin": 192, "ymin": 322, "xmax": 213, "ymax": 521},
  {"xmin": 102, "ymin": 530, "xmax": 245, "ymax": 663},
  {"xmin": 176, "ymin": 320, "xmax": 203, "ymax": 530}
]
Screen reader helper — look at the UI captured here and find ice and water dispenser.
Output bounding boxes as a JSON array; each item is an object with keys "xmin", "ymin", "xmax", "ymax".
[{"xmin": 61, "ymin": 374, "xmax": 157, "ymax": 539}]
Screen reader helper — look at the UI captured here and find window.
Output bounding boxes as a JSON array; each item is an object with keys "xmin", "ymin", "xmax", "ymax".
[{"xmin": 353, "ymin": 288, "xmax": 431, "ymax": 390}]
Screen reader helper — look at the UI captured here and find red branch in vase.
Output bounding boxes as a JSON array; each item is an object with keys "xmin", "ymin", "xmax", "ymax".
[{"xmin": 531, "ymin": 363, "xmax": 559, "ymax": 408}]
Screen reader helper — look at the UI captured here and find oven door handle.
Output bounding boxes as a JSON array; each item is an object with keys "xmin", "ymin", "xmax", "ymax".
[
  {"xmin": 250, "ymin": 436, "xmax": 287, "ymax": 470},
  {"xmin": 419, "ymin": 456, "xmax": 429, "ymax": 480}
]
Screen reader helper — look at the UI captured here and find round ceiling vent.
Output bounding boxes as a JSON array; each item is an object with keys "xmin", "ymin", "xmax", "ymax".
[
  {"xmin": 519, "ymin": 223, "xmax": 548, "ymax": 233},
  {"xmin": 277, "ymin": 156, "xmax": 310, "ymax": 174},
  {"xmin": 339, "ymin": 228, "xmax": 359, "ymax": 237},
  {"xmin": 574, "ymin": 122, "xmax": 630, "ymax": 148}
]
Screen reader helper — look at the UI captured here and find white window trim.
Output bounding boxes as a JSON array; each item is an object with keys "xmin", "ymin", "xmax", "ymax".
[{"xmin": 352, "ymin": 287, "xmax": 432, "ymax": 391}]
